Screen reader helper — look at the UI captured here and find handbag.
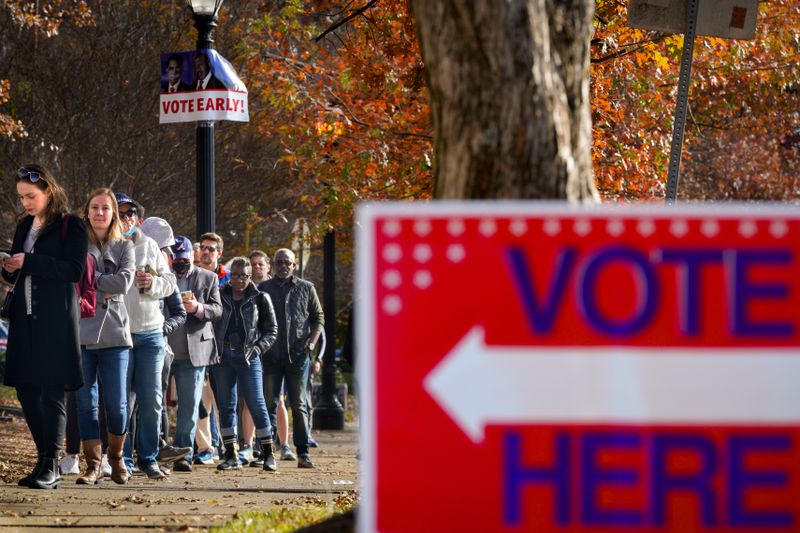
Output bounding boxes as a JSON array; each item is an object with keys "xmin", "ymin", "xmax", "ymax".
[{"xmin": 0, "ymin": 278, "xmax": 18, "ymax": 321}]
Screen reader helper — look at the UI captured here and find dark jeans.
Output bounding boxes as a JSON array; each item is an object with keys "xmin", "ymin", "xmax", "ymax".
[
  {"xmin": 16, "ymin": 383, "xmax": 67, "ymax": 458},
  {"xmin": 160, "ymin": 347, "xmax": 174, "ymax": 444},
  {"xmin": 264, "ymin": 356, "xmax": 311, "ymax": 455}
]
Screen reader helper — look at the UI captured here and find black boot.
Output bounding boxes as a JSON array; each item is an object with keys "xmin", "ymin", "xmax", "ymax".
[
  {"xmin": 216, "ymin": 438, "xmax": 241, "ymax": 471},
  {"xmin": 17, "ymin": 454, "xmax": 44, "ymax": 487},
  {"xmin": 261, "ymin": 440, "xmax": 277, "ymax": 472},
  {"xmin": 30, "ymin": 457, "xmax": 61, "ymax": 489}
]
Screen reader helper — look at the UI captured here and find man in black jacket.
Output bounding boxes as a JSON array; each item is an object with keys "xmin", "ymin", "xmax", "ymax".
[{"xmin": 258, "ymin": 249, "xmax": 324, "ymax": 468}]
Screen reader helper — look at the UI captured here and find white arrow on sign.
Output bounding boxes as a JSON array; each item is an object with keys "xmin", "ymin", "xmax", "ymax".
[{"xmin": 424, "ymin": 327, "xmax": 800, "ymax": 444}]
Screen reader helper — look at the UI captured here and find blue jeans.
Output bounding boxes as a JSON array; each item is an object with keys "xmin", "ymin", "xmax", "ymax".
[
  {"xmin": 76, "ymin": 346, "xmax": 130, "ymax": 439},
  {"xmin": 209, "ymin": 348, "xmax": 272, "ymax": 441},
  {"xmin": 264, "ymin": 355, "xmax": 311, "ymax": 455},
  {"xmin": 171, "ymin": 359, "xmax": 205, "ymax": 462},
  {"xmin": 124, "ymin": 329, "xmax": 165, "ymax": 467}
]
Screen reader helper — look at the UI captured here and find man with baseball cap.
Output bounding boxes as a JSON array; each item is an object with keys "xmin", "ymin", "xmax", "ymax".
[
  {"xmin": 166, "ymin": 236, "xmax": 222, "ymax": 472},
  {"xmin": 115, "ymin": 193, "xmax": 177, "ymax": 480}
]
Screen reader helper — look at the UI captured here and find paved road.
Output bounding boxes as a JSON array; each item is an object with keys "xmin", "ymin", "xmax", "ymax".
[{"xmin": 0, "ymin": 422, "xmax": 359, "ymax": 532}]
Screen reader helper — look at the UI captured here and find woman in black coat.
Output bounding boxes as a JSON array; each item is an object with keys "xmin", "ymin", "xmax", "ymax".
[{"xmin": 1, "ymin": 165, "xmax": 88, "ymax": 489}]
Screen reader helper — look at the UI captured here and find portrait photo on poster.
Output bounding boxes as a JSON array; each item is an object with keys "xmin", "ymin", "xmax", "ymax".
[{"xmin": 159, "ymin": 49, "xmax": 246, "ymax": 93}]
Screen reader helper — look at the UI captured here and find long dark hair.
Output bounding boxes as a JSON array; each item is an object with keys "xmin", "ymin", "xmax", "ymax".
[{"xmin": 16, "ymin": 164, "xmax": 70, "ymax": 225}]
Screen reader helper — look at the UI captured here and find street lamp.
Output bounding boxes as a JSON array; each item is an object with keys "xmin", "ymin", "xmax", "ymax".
[{"xmin": 188, "ymin": 0, "xmax": 224, "ymax": 238}]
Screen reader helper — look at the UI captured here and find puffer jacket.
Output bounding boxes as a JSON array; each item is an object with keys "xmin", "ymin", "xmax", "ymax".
[{"xmin": 213, "ymin": 283, "xmax": 277, "ymax": 365}]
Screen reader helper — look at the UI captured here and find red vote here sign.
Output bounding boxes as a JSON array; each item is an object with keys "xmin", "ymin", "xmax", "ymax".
[{"xmin": 357, "ymin": 203, "xmax": 800, "ymax": 533}]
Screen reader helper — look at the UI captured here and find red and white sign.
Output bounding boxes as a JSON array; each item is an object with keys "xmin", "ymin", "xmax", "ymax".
[
  {"xmin": 159, "ymin": 90, "xmax": 248, "ymax": 124},
  {"xmin": 357, "ymin": 203, "xmax": 800, "ymax": 533}
]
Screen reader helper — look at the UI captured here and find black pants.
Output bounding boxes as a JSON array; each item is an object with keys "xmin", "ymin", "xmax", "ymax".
[{"xmin": 16, "ymin": 383, "xmax": 67, "ymax": 458}]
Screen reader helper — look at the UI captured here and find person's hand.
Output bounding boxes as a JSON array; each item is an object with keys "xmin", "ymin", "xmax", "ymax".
[
  {"xmin": 3, "ymin": 253, "xmax": 25, "ymax": 273},
  {"xmin": 135, "ymin": 270, "xmax": 153, "ymax": 290},
  {"xmin": 311, "ymin": 359, "xmax": 321, "ymax": 376},
  {"xmin": 183, "ymin": 296, "xmax": 198, "ymax": 314}
]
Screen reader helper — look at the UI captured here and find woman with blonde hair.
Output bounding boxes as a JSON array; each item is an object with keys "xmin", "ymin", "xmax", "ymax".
[
  {"xmin": 2, "ymin": 165, "xmax": 88, "ymax": 489},
  {"xmin": 74, "ymin": 188, "xmax": 135, "ymax": 484}
]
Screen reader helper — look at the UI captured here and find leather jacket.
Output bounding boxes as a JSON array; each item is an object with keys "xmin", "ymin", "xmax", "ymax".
[{"xmin": 213, "ymin": 283, "xmax": 277, "ymax": 365}]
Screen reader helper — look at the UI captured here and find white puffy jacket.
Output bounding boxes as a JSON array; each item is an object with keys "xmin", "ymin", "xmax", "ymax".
[{"xmin": 123, "ymin": 229, "xmax": 177, "ymax": 334}]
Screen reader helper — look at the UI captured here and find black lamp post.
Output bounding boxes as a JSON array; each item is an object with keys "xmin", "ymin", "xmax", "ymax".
[{"xmin": 189, "ymin": 0, "xmax": 224, "ymax": 238}]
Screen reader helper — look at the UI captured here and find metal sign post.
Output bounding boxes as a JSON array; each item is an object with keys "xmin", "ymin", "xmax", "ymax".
[{"xmin": 664, "ymin": 0, "xmax": 699, "ymax": 204}]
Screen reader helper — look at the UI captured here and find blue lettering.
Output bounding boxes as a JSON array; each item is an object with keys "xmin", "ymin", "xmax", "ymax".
[
  {"xmin": 507, "ymin": 247, "xmax": 577, "ymax": 335},
  {"xmin": 652, "ymin": 434, "xmax": 718, "ymax": 527},
  {"xmin": 728, "ymin": 436, "xmax": 793, "ymax": 527},
  {"xmin": 582, "ymin": 432, "xmax": 644, "ymax": 526},
  {"xmin": 660, "ymin": 249, "xmax": 724, "ymax": 336},
  {"xmin": 578, "ymin": 246, "xmax": 659, "ymax": 337},
  {"xmin": 732, "ymin": 250, "xmax": 794, "ymax": 337},
  {"xmin": 503, "ymin": 431, "xmax": 570, "ymax": 526}
]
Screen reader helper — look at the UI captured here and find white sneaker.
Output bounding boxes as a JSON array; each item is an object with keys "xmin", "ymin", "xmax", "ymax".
[
  {"xmin": 59, "ymin": 453, "xmax": 80, "ymax": 475},
  {"xmin": 100, "ymin": 454, "xmax": 112, "ymax": 477}
]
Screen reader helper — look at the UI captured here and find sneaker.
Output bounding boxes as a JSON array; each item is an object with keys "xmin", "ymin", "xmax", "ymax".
[
  {"xmin": 280, "ymin": 444, "xmax": 296, "ymax": 461},
  {"xmin": 193, "ymin": 450, "xmax": 215, "ymax": 465},
  {"xmin": 59, "ymin": 454, "xmax": 80, "ymax": 475},
  {"xmin": 217, "ymin": 455, "xmax": 242, "ymax": 471},
  {"xmin": 308, "ymin": 436, "xmax": 319, "ymax": 448},
  {"xmin": 173, "ymin": 459, "xmax": 193, "ymax": 472},
  {"xmin": 160, "ymin": 464, "xmax": 171, "ymax": 476},
  {"xmin": 239, "ymin": 444, "xmax": 254, "ymax": 463},
  {"xmin": 156, "ymin": 444, "xmax": 192, "ymax": 464},
  {"xmin": 100, "ymin": 455, "xmax": 112, "ymax": 477},
  {"xmin": 140, "ymin": 462, "xmax": 166, "ymax": 480},
  {"xmin": 297, "ymin": 454, "xmax": 314, "ymax": 469}
]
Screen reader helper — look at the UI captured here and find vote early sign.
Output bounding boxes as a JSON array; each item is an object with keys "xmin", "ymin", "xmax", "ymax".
[{"xmin": 356, "ymin": 203, "xmax": 800, "ymax": 533}]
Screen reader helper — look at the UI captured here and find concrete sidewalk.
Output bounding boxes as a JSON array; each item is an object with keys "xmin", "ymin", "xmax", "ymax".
[{"xmin": 0, "ymin": 422, "xmax": 359, "ymax": 532}]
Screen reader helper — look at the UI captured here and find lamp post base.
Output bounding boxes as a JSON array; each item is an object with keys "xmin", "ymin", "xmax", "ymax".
[{"xmin": 312, "ymin": 402, "xmax": 345, "ymax": 430}]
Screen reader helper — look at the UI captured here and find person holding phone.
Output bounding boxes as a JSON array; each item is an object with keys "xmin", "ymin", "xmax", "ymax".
[{"xmin": 2, "ymin": 165, "xmax": 88, "ymax": 489}]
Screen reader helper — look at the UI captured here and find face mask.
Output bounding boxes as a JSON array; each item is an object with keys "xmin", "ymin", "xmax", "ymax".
[
  {"xmin": 173, "ymin": 262, "xmax": 191, "ymax": 275},
  {"xmin": 122, "ymin": 226, "xmax": 136, "ymax": 238}
]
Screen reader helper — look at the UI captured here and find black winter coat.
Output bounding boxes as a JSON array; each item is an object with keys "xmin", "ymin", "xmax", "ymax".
[
  {"xmin": 213, "ymin": 283, "xmax": 277, "ymax": 365},
  {"xmin": 2, "ymin": 214, "xmax": 88, "ymax": 390}
]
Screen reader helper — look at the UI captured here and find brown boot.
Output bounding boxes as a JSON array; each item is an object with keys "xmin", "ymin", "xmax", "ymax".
[
  {"xmin": 76, "ymin": 439, "xmax": 103, "ymax": 485},
  {"xmin": 107, "ymin": 433, "xmax": 129, "ymax": 485}
]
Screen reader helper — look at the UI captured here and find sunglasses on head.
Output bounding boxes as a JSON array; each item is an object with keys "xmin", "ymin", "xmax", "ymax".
[
  {"xmin": 119, "ymin": 208, "xmax": 138, "ymax": 219},
  {"xmin": 199, "ymin": 245, "xmax": 218, "ymax": 252},
  {"xmin": 17, "ymin": 167, "xmax": 45, "ymax": 184}
]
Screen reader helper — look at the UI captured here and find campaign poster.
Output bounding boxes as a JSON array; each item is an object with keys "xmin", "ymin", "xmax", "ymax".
[{"xmin": 159, "ymin": 49, "xmax": 249, "ymax": 124}]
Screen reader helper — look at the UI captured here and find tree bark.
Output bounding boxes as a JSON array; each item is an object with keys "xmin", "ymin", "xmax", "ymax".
[{"xmin": 410, "ymin": 0, "xmax": 598, "ymax": 202}]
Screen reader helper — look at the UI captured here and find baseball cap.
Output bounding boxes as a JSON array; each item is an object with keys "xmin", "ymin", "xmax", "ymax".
[
  {"xmin": 140, "ymin": 217, "xmax": 175, "ymax": 250},
  {"xmin": 172, "ymin": 236, "xmax": 193, "ymax": 260},
  {"xmin": 115, "ymin": 192, "xmax": 139, "ymax": 208}
]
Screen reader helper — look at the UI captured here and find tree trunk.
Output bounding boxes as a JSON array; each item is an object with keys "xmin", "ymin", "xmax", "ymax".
[{"xmin": 410, "ymin": 0, "xmax": 598, "ymax": 202}]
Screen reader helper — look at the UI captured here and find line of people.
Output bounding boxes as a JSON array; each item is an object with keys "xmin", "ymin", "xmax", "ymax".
[{"xmin": 2, "ymin": 165, "xmax": 324, "ymax": 489}]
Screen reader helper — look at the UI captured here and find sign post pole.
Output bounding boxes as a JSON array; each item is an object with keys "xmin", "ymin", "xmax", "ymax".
[{"xmin": 664, "ymin": 0, "xmax": 699, "ymax": 204}]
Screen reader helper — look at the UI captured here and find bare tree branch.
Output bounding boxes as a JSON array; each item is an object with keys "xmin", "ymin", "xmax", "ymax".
[{"xmin": 314, "ymin": 0, "xmax": 379, "ymax": 42}]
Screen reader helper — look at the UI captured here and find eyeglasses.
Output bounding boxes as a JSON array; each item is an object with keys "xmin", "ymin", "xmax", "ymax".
[
  {"xmin": 199, "ymin": 245, "xmax": 218, "ymax": 252},
  {"xmin": 119, "ymin": 209, "xmax": 138, "ymax": 219},
  {"xmin": 230, "ymin": 273, "xmax": 250, "ymax": 280},
  {"xmin": 17, "ymin": 168, "xmax": 44, "ymax": 184}
]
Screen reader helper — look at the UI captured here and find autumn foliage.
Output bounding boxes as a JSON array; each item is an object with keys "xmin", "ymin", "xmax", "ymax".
[{"xmin": 237, "ymin": 0, "xmax": 432, "ymax": 232}]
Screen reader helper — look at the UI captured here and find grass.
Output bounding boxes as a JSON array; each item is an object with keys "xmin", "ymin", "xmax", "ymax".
[{"xmin": 209, "ymin": 493, "xmax": 357, "ymax": 533}]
